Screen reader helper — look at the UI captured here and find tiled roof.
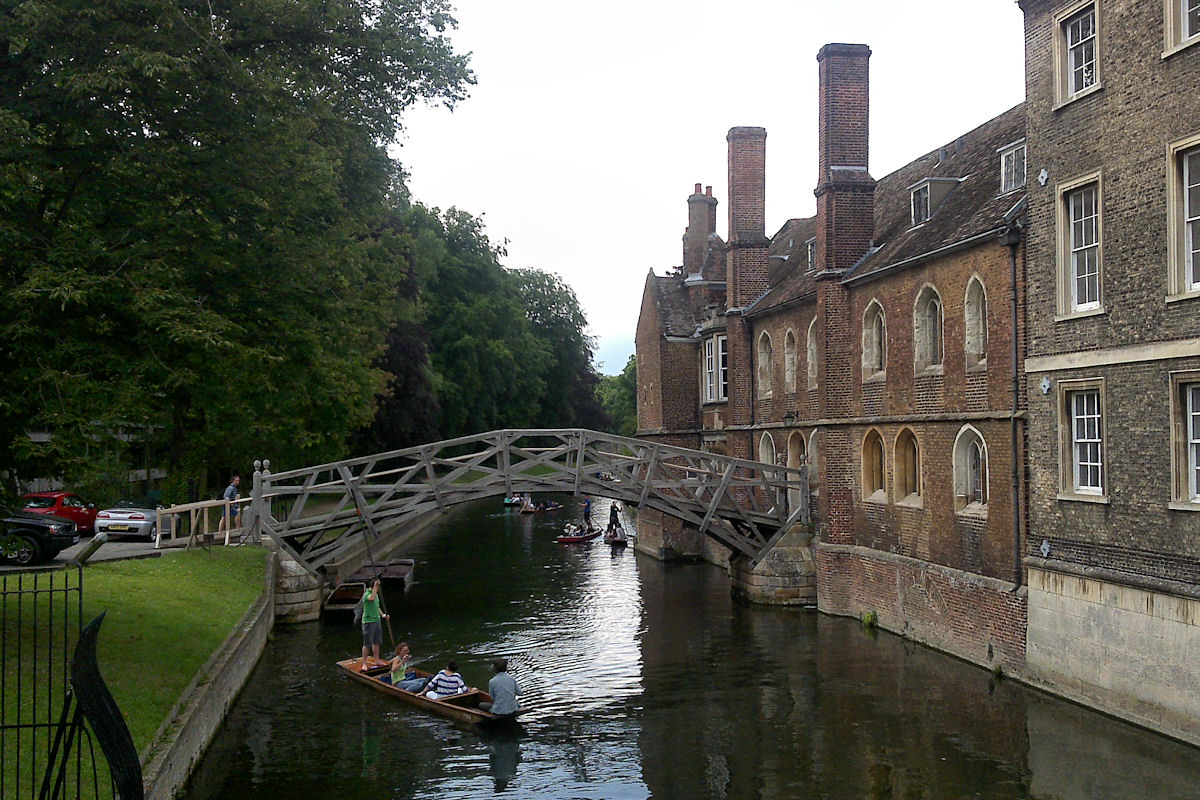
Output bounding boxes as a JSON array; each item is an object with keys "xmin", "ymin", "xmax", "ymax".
[
  {"xmin": 753, "ymin": 103, "xmax": 1026, "ymax": 313},
  {"xmin": 651, "ymin": 273, "xmax": 698, "ymax": 338}
]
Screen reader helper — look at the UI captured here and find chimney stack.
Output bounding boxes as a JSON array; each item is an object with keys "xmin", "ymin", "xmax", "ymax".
[
  {"xmin": 815, "ymin": 43, "xmax": 875, "ymax": 275},
  {"xmin": 726, "ymin": 126, "xmax": 769, "ymax": 310},
  {"xmin": 684, "ymin": 183, "xmax": 718, "ymax": 274}
]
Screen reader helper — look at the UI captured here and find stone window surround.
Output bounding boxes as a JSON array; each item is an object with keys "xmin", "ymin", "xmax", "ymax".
[
  {"xmin": 784, "ymin": 328, "xmax": 797, "ymax": 392},
  {"xmin": 807, "ymin": 317, "xmax": 819, "ymax": 390},
  {"xmin": 1169, "ymin": 368, "xmax": 1200, "ymax": 511},
  {"xmin": 808, "ymin": 429, "xmax": 820, "ymax": 496},
  {"xmin": 964, "ymin": 275, "xmax": 988, "ymax": 371},
  {"xmin": 1052, "ymin": 0, "xmax": 1104, "ymax": 110},
  {"xmin": 786, "ymin": 430, "xmax": 807, "ymax": 510},
  {"xmin": 999, "ymin": 139, "xmax": 1027, "ymax": 194},
  {"xmin": 1167, "ymin": 132, "xmax": 1200, "ymax": 302},
  {"xmin": 1055, "ymin": 169, "xmax": 1105, "ymax": 320},
  {"xmin": 862, "ymin": 428, "xmax": 886, "ymax": 503},
  {"xmin": 756, "ymin": 331, "xmax": 774, "ymax": 399},
  {"xmin": 759, "ymin": 431, "xmax": 776, "ymax": 467},
  {"xmin": 702, "ymin": 334, "xmax": 729, "ymax": 404},
  {"xmin": 913, "ymin": 284, "xmax": 945, "ymax": 374},
  {"xmin": 862, "ymin": 300, "xmax": 887, "ymax": 382},
  {"xmin": 953, "ymin": 424, "xmax": 989, "ymax": 512},
  {"xmin": 893, "ymin": 428, "xmax": 922, "ymax": 506},
  {"xmin": 1163, "ymin": 0, "xmax": 1200, "ymax": 58},
  {"xmin": 1056, "ymin": 376, "xmax": 1110, "ymax": 504}
]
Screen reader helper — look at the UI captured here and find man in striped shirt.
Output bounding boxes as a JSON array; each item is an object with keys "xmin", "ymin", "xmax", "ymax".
[{"xmin": 424, "ymin": 660, "xmax": 468, "ymax": 699}]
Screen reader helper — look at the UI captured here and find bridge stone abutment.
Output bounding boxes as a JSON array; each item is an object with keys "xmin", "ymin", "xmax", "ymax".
[{"xmin": 728, "ymin": 526, "xmax": 817, "ymax": 606}]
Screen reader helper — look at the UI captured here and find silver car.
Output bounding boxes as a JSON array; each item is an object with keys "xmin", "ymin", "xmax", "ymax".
[{"xmin": 94, "ymin": 499, "xmax": 159, "ymax": 541}]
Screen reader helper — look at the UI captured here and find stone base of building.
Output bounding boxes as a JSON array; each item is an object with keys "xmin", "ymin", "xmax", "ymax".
[
  {"xmin": 633, "ymin": 508, "xmax": 708, "ymax": 562},
  {"xmin": 729, "ymin": 526, "xmax": 817, "ymax": 605},
  {"xmin": 815, "ymin": 542, "xmax": 1027, "ymax": 673},
  {"xmin": 1024, "ymin": 561, "xmax": 1200, "ymax": 748},
  {"xmin": 275, "ymin": 552, "xmax": 322, "ymax": 623}
]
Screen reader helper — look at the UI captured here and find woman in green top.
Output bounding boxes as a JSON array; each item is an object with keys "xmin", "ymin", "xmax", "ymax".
[
  {"xmin": 388, "ymin": 643, "xmax": 428, "ymax": 692},
  {"xmin": 360, "ymin": 579, "xmax": 389, "ymax": 668}
]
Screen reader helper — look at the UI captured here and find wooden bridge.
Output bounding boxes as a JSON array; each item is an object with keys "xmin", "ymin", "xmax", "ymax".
[{"xmin": 243, "ymin": 429, "xmax": 809, "ymax": 587}]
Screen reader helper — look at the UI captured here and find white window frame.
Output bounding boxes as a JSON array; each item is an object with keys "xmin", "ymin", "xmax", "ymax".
[
  {"xmin": 911, "ymin": 183, "xmax": 930, "ymax": 227},
  {"xmin": 703, "ymin": 335, "xmax": 728, "ymax": 403},
  {"xmin": 1055, "ymin": 171, "xmax": 1104, "ymax": 317},
  {"xmin": 1164, "ymin": 0, "xmax": 1200, "ymax": 56},
  {"xmin": 1167, "ymin": 135, "xmax": 1200, "ymax": 300},
  {"xmin": 1054, "ymin": 1, "xmax": 1102, "ymax": 106},
  {"xmin": 805, "ymin": 238, "xmax": 817, "ymax": 272},
  {"xmin": 1169, "ymin": 370, "xmax": 1200, "ymax": 510},
  {"xmin": 862, "ymin": 301, "xmax": 886, "ymax": 380},
  {"xmin": 756, "ymin": 331, "xmax": 773, "ymax": 400},
  {"xmin": 1000, "ymin": 141, "xmax": 1027, "ymax": 194},
  {"xmin": 964, "ymin": 276, "xmax": 988, "ymax": 370},
  {"xmin": 1057, "ymin": 377, "xmax": 1107, "ymax": 502}
]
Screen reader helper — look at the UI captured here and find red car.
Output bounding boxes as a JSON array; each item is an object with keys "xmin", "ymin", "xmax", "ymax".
[{"xmin": 21, "ymin": 491, "xmax": 99, "ymax": 534}]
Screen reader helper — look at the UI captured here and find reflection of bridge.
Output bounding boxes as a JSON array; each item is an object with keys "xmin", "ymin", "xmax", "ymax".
[{"xmin": 245, "ymin": 429, "xmax": 809, "ymax": 586}]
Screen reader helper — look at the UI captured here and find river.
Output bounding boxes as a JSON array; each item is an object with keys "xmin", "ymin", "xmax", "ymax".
[{"xmin": 187, "ymin": 498, "xmax": 1200, "ymax": 799}]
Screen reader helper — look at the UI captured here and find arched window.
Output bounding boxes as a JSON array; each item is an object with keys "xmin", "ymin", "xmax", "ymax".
[
  {"xmin": 784, "ymin": 329, "xmax": 797, "ymax": 392},
  {"xmin": 807, "ymin": 318, "xmax": 819, "ymax": 390},
  {"xmin": 759, "ymin": 431, "xmax": 776, "ymax": 466},
  {"xmin": 894, "ymin": 429, "xmax": 921, "ymax": 503},
  {"xmin": 808, "ymin": 430, "xmax": 820, "ymax": 497},
  {"xmin": 914, "ymin": 286, "xmax": 944, "ymax": 371},
  {"xmin": 787, "ymin": 431, "xmax": 807, "ymax": 510},
  {"xmin": 862, "ymin": 301, "xmax": 886, "ymax": 379},
  {"xmin": 862, "ymin": 430, "xmax": 885, "ymax": 500},
  {"xmin": 757, "ymin": 332, "xmax": 773, "ymax": 398},
  {"xmin": 953, "ymin": 426, "xmax": 989, "ymax": 510},
  {"xmin": 965, "ymin": 277, "xmax": 988, "ymax": 369}
]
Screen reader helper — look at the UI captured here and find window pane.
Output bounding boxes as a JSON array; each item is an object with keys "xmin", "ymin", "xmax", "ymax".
[
  {"xmin": 1069, "ymin": 185, "xmax": 1100, "ymax": 308},
  {"xmin": 1070, "ymin": 389, "xmax": 1103, "ymax": 492},
  {"xmin": 1189, "ymin": 384, "xmax": 1200, "ymax": 499},
  {"xmin": 1187, "ymin": 151, "xmax": 1200, "ymax": 289},
  {"xmin": 1188, "ymin": 0, "xmax": 1200, "ymax": 38}
]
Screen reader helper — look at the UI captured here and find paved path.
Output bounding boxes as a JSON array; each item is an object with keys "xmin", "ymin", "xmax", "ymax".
[{"xmin": 1, "ymin": 533, "xmax": 168, "ymax": 571}]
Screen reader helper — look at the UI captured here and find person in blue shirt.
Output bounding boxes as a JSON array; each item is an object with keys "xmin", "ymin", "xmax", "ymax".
[{"xmin": 480, "ymin": 658, "xmax": 520, "ymax": 716}]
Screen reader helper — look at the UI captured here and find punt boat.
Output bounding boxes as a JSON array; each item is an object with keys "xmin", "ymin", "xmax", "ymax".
[{"xmin": 336, "ymin": 658, "xmax": 524, "ymax": 726}]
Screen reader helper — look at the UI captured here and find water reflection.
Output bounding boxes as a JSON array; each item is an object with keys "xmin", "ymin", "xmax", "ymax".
[{"xmin": 187, "ymin": 499, "xmax": 1200, "ymax": 800}]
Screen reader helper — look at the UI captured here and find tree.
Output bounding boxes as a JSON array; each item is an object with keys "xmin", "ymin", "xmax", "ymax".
[
  {"xmin": 597, "ymin": 356, "xmax": 637, "ymax": 438},
  {"xmin": 0, "ymin": 0, "xmax": 473, "ymax": 497}
]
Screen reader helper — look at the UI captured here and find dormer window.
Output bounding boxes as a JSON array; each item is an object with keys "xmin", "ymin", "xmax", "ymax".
[
  {"xmin": 1000, "ymin": 141, "xmax": 1026, "ymax": 193},
  {"xmin": 911, "ymin": 184, "xmax": 931, "ymax": 226},
  {"xmin": 805, "ymin": 238, "xmax": 817, "ymax": 271}
]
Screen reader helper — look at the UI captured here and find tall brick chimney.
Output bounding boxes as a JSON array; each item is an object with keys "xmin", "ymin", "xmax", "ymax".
[
  {"xmin": 683, "ymin": 183, "xmax": 718, "ymax": 274},
  {"xmin": 813, "ymin": 43, "xmax": 874, "ymax": 545},
  {"xmin": 724, "ymin": 126, "xmax": 769, "ymax": 449},
  {"xmin": 726, "ymin": 127, "xmax": 769, "ymax": 310}
]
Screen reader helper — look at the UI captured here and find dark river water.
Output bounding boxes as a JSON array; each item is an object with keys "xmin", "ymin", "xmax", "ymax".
[{"xmin": 187, "ymin": 499, "xmax": 1200, "ymax": 799}]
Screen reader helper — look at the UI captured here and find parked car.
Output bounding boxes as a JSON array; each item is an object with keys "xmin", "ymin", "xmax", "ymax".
[
  {"xmin": 21, "ymin": 491, "xmax": 98, "ymax": 533},
  {"xmin": 1, "ymin": 511, "xmax": 80, "ymax": 566},
  {"xmin": 94, "ymin": 498, "xmax": 160, "ymax": 541}
]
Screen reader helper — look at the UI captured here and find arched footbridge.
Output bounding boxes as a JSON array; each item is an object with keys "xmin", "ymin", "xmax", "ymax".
[{"xmin": 242, "ymin": 429, "xmax": 810, "ymax": 587}]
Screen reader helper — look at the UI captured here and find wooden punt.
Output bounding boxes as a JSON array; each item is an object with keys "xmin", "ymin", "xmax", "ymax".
[
  {"xmin": 518, "ymin": 502, "xmax": 564, "ymax": 514},
  {"xmin": 336, "ymin": 658, "xmax": 524, "ymax": 726},
  {"xmin": 556, "ymin": 528, "xmax": 601, "ymax": 544}
]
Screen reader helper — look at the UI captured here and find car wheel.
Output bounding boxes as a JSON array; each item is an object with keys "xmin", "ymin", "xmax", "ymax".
[
  {"xmin": 146, "ymin": 524, "xmax": 157, "ymax": 542},
  {"xmin": 11, "ymin": 535, "xmax": 41, "ymax": 566}
]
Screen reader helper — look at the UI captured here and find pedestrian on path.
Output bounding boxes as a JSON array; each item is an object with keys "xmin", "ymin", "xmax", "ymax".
[{"xmin": 216, "ymin": 475, "xmax": 240, "ymax": 535}]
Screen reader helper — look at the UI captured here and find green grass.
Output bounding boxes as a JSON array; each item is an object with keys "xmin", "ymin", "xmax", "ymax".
[{"xmin": 1, "ymin": 547, "xmax": 267, "ymax": 797}]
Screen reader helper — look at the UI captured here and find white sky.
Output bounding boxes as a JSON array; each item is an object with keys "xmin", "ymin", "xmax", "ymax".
[{"xmin": 393, "ymin": 1, "xmax": 1027, "ymax": 375}]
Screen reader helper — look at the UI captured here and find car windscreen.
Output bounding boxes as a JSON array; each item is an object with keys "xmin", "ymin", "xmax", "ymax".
[
  {"xmin": 114, "ymin": 499, "xmax": 154, "ymax": 509},
  {"xmin": 23, "ymin": 497, "xmax": 54, "ymax": 509}
]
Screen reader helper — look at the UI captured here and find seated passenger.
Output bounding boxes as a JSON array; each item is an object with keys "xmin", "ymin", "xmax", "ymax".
[
  {"xmin": 386, "ymin": 643, "xmax": 428, "ymax": 693},
  {"xmin": 478, "ymin": 657, "xmax": 520, "ymax": 716},
  {"xmin": 424, "ymin": 660, "xmax": 469, "ymax": 699}
]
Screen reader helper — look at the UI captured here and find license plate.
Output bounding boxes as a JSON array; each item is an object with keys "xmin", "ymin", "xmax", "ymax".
[{"xmin": 107, "ymin": 524, "xmax": 133, "ymax": 532}]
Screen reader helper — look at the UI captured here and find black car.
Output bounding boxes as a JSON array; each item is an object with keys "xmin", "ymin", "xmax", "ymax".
[{"xmin": 1, "ymin": 511, "xmax": 80, "ymax": 566}]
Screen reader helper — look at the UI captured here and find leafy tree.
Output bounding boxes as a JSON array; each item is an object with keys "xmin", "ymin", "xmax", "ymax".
[
  {"xmin": 0, "ymin": 0, "xmax": 472, "ymax": 498},
  {"xmin": 597, "ymin": 356, "xmax": 637, "ymax": 438}
]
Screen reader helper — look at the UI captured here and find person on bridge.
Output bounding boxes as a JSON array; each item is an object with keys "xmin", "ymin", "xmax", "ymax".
[
  {"xmin": 360, "ymin": 579, "xmax": 390, "ymax": 669},
  {"xmin": 479, "ymin": 657, "xmax": 520, "ymax": 716},
  {"xmin": 424, "ymin": 660, "xmax": 468, "ymax": 699},
  {"xmin": 216, "ymin": 474, "xmax": 240, "ymax": 535}
]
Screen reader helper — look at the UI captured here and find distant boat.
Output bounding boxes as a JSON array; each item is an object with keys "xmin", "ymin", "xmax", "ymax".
[
  {"xmin": 336, "ymin": 658, "xmax": 525, "ymax": 726},
  {"xmin": 502, "ymin": 496, "xmax": 524, "ymax": 507},
  {"xmin": 556, "ymin": 526, "xmax": 601, "ymax": 544},
  {"xmin": 604, "ymin": 531, "xmax": 628, "ymax": 547},
  {"xmin": 519, "ymin": 501, "xmax": 564, "ymax": 514}
]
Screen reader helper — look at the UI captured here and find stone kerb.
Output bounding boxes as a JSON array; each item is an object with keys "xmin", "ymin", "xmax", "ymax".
[{"xmin": 141, "ymin": 543, "xmax": 276, "ymax": 800}]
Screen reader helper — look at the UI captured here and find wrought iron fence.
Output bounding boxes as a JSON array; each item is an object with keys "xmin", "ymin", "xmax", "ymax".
[{"xmin": 1, "ymin": 567, "xmax": 134, "ymax": 799}]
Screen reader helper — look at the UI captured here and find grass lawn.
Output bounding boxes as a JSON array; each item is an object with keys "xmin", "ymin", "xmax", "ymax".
[{"xmin": 1, "ymin": 546, "xmax": 267, "ymax": 797}]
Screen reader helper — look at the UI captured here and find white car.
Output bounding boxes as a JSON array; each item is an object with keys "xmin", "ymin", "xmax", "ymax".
[{"xmin": 94, "ymin": 499, "xmax": 159, "ymax": 541}]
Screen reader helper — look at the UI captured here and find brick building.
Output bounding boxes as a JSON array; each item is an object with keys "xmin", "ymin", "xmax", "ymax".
[
  {"xmin": 1017, "ymin": 0, "xmax": 1200, "ymax": 740},
  {"xmin": 636, "ymin": 2, "xmax": 1200, "ymax": 745}
]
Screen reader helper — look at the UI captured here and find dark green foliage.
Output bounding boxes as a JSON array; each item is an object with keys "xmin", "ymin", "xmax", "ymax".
[
  {"xmin": 0, "ymin": 0, "xmax": 472, "ymax": 496},
  {"xmin": 597, "ymin": 356, "xmax": 637, "ymax": 438}
]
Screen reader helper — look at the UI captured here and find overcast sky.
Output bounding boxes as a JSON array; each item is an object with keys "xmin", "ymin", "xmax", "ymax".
[{"xmin": 393, "ymin": 1, "xmax": 1027, "ymax": 375}]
